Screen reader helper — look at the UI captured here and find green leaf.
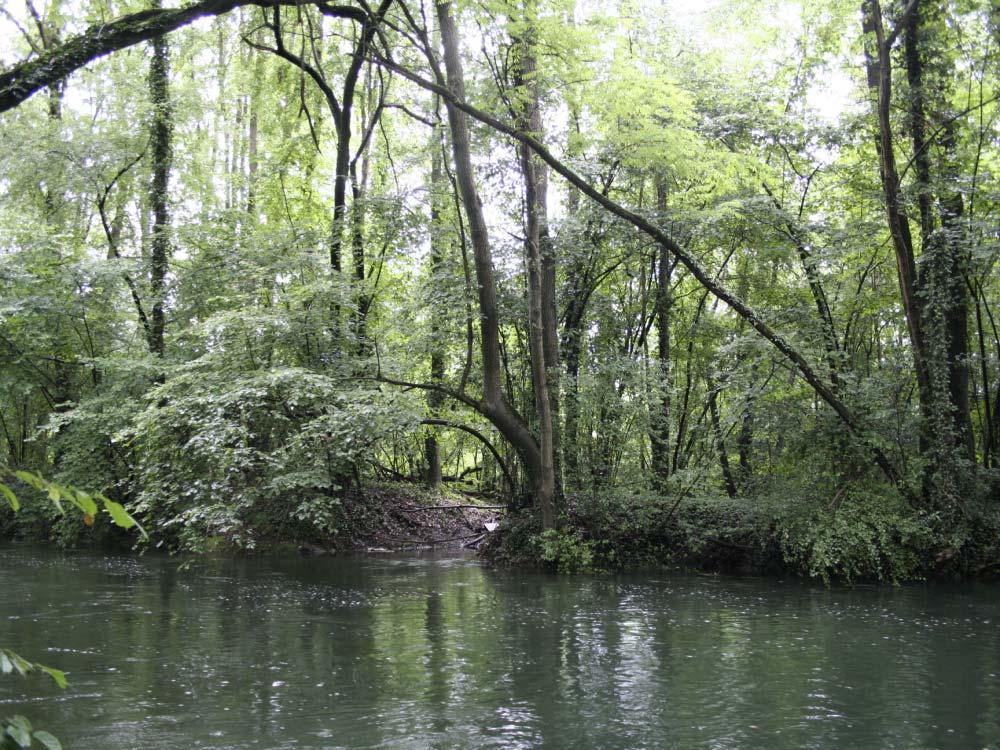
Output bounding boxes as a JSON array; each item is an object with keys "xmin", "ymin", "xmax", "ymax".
[
  {"xmin": 101, "ymin": 498, "xmax": 135, "ymax": 529},
  {"xmin": 4, "ymin": 716, "xmax": 32, "ymax": 748},
  {"xmin": 100, "ymin": 495, "xmax": 147, "ymax": 539},
  {"xmin": 38, "ymin": 666, "xmax": 67, "ymax": 690},
  {"xmin": 12, "ymin": 471, "xmax": 39, "ymax": 489},
  {"xmin": 32, "ymin": 731, "xmax": 62, "ymax": 750},
  {"xmin": 74, "ymin": 492, "xmax": 98, "ymax": 519},
  {"xmin": 0, "ymin": 651, "xmax": 12, "ymax": 674},
  {"xmin": 10, "ymin": 653, "xmax": 32, "ymax": 677},
  {"xmin": 0, "ymin": 483, "xmax": 18, "ymax": 512}
]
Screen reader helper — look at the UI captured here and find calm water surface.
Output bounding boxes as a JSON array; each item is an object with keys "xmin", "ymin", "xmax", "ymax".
[{"xmin": 1, "ymin": 546, "xmax": 998, "ymax": 749}]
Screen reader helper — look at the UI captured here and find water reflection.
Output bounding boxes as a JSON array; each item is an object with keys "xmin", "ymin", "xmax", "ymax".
[{"xmin": 1, "ymin": 548, "xmax": 998, "ymax": 749}]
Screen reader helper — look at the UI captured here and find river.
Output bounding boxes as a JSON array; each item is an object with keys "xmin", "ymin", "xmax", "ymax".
[{"xmin": 1, "ymin": 546, "xmax": 998, "ymax": 748}]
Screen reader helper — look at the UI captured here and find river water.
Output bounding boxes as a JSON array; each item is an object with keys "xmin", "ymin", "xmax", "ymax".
[{"xmin": 1, "ymin": 546, "xmax": 998, "ymax": 749}]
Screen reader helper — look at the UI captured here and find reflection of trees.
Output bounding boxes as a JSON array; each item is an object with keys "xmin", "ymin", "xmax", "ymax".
[
  {"xmin": 4, "ymin": 552, "xmax": 1000, "ymax": 748},
  {"xmin": 423, "ymin": 573, "xmax": 449, "ymax": 734}
]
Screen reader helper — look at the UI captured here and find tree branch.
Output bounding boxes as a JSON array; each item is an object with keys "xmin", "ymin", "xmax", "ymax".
[
  {"xmin": 372, "ymin": 373, "xmax": 481, "ymax": 411},
  {"xmin": 421, "ymin": 418, "xmax": 516, "ymax": 495},
  {"xmin": 0, "ymin": 0, "xmax": 366, "ymax": 113}
]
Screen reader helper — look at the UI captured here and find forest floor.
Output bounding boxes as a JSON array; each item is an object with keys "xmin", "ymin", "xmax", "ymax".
[{"xmin": 300, "ymin": 484, "xmax": 505, "ymax": 556}]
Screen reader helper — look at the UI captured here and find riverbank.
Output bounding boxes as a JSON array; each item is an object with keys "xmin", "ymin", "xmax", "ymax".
[
  {"xmin": 0, "ymin": 481, "xmax": 503, "ymax": 556},
  {"xmin": 3, "ymin": 479, "xmax": 999, "ymax": 582},
  {"xmin": 482, "ymin": 488, "xmax": 1000, "ymax": 583}
]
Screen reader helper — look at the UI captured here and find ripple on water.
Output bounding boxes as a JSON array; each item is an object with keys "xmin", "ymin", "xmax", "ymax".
[{"xmin": 2, "ymin": 548, "xmax": 1000, "ymax": 749}]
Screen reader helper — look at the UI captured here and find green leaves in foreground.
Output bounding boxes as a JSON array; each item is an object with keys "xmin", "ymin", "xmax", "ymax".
[
  {"xmin": 1, "ymin": 715, "xmax": 62, "ymax": 750},
  {"xmin": 0, "ymin": 484, "xmax": 18, "ymax": 512},
  {"xmin": 0, "ymin": 650, "xmax": 66, "ymax": 690},
  {"xmin": 1, "ymin": 470, "xmax": 146, "ymax": 540},
  {"xmin": 0, "ymin": 473, "xmax": 143, "ymax": 750},
  {"xmin": 0, "ymin": 650, "xmax": 65, "ymax": 749}
]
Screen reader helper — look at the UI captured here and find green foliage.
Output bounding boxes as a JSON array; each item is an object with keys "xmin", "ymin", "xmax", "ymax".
[
  {"xmin": 534, "ymin": 527, "xmax": 599, "ymax": 573},
  {"xmin": 0, "ymin": 469, "xmax": 144, "ymax": 543},
  {"xmin": 10, "ymin": 471, "xmax": 143, "ymax": 538},
  {"xmin": 490, "ymin": 493, "xmax": 764, "ymax": 573},
  {"xmin": 1, "ymin": 716, "xmax": 61, "ymax": 750},
  {"xmin": 0, "ymin": 650, "xmax": 66, "ymax": 691},
  {"xmin": 1, "ymin": 648, "xmax": 65, "ymax": 750},
  {"xmin": 126, "ymin": 365, "xmax": 419, "ymax": 551},
  {"xmin": 1, "ymin": 0, "xmax": 998, "ymax": 580},
  {"xmin": 772, "ymin": 487, "xmax": 935, "ymax": 584},
  {"xmin": 489, "ymin": 484, "xmax": 948, "ymax": 584}
]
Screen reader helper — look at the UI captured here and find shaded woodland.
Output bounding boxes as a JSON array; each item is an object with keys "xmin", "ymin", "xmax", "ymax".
[{"xmin": 0, "ymin": 0, "xmax": 998, "ymax": 579}]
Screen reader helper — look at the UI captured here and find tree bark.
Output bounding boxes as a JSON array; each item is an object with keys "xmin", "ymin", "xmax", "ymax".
[
  {"xmin": 512, "ymin": 2, "xmax": 557, "ymax": 524},
  {"xmin": 650, "ymin": 177, "xmax": 673, "ymax": 489},
  {"xmin": 425, "ymin": 124, "xmax": 446, "ymax": 490},
  {"xmin": 147, "ymin": 0, "xmax": 172, "ymax": 358},
  {"xmin": 862, "ymin": 0, "xmax": 926, "ymax": 399},
  {"xmin": 863, "ymin": 0, "xmax": 975, "ymax": 505},
  {"xmin": 559, "ymin": 111, "xmax": 587, "ymax": 487},
  {"xmin": 707, "ymin": 372, "xmax": 738, "ymax": 498},
  {"xmin": 902, "ymin": 3, "xmax": 974, "ymax": 465}
]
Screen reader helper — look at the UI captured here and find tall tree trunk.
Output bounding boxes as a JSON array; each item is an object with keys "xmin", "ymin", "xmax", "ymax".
[
  {"xmin": 903, "ymin": 3, "xmax": 974, "ymax": 465},
  {"xmin": 425, "ymin": 124, "xmax": 446, "ymax": 490},
  {"xmin": 353, "ymin": 61, "xmax": 379, "ymax": 354},
  {"xmin": 246, "ymin": 38, "xmax": 261, "ymax": 216},
  {"xmin": 736, "ymin": 359, "xmax": 756, "ymax": 490},
  {"xmin": 864, "ymin": 0, "xmax": 974, "ymax": 506},
  {"xmin": 707, "ymin": 372, "xmax": 738, "ymax": 499},
  {"xmin": 436, "ymin": 0, "xmax": 551, "ymax": 526},
  {"xmin": 560, "ymin": 112, "xmax": 586, "ymax": 487},
  {"xmin": 148, "ymin": 0, "xmax": 172, "ymax": 358},
  {"xmin": 650, "ymin": 176, "xmax": 673, "ymax": 489},
  {"xmin": 561, "ymin": 312, "xmax": 583, "ymax": 487},
  {"xmin": 350, "ymin": 160, "xmax": 368, "ymax": 351},
  {"xmin": 862, "ymin": 0, "xmax": 925, "ymax": 391},
  {"xmin": 973, "ymin": 285, "xmax": 994, "ymax": 468},
  {"xmin": 331, "ymin": 0, "xmax": 392, "ymax": 276},
  {"xmin": 512, "ymin": 1, "xmax": 558, "ymax": 519}
]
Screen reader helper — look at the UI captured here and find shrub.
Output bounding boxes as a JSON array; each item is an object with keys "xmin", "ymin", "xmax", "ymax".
[
  {"xmin": 772, "ymin": 485, "xmax": 934, "ymax": 583},
  {"xmin": 534, "ymin": 527, "xmax": 599, "ymax": 573}
]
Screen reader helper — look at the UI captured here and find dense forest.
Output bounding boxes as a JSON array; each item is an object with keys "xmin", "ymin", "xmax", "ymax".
[{"xmin": 0, "ymin": 0, "xmax": 997, "ymax": 581}]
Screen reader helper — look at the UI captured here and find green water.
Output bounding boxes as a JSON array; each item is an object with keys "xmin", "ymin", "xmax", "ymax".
[{"xmin": 1, "ymin": 547, "xmax": 998, "ymax": 749}]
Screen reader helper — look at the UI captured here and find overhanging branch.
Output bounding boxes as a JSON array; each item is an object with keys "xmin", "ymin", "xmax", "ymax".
[
  {"xmin": 0, "ymin": 0, "xmax": 367, "ymax": 113},
  {"xmin": 421, "ymin": 418, "xmax": 516, "ymax": 495}
]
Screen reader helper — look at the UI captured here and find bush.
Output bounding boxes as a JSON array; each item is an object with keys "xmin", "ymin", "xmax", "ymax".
[
  {"xmin": 771, "ymin": 485, "xmax": 935, "ymax": 583},
  {"xmin": 534, "ymin": 528, "xmax": 599, "ymax": 573},
  {"xmin": 485, "ymin": 482, "xmax": 950, "ymax": 583},
  {"xmin": 125, "ymin": 366, "xmax": 419, "ymax": 552},
  {"xmin": 485, "ymin": 493, "xmax": 767, "ymax": 574}
]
